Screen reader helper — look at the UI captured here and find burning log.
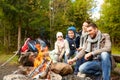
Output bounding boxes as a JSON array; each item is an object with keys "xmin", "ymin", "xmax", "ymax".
[
  {"xmin": 28, "ymin": 59, "xmax": 52, "ymax": 79},
  {"xmin": 26, "ymin": 43, "xmax": 51, "ymax": 80},
  {"xmin": 28, "ymin": 60, "xmax": 45, "ymax": 78}
]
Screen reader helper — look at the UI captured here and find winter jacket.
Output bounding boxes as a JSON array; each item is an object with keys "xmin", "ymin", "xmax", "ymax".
[
  {"xmin": 76, "ymin": 33, "xmax": 111, "ymax": 59},
  {"xmin": 66, "ymin": 26, "xmax": 80, "ymax": 49},
  {"xmin": 66, "ymin": 33, "xmax": 80, "ymax": 50},
  {"xmin": 54, "ymin": 39, "xmax": 70, "ymax": 55}
]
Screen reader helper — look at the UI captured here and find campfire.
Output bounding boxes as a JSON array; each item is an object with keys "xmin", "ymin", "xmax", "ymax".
[
  {"xmin": 3, "ymin": 39, "xmax": 73, "ymax": 80},
  {"xmin": 28, "ymin": 43, "xmax": 51, "ymax": 79}
]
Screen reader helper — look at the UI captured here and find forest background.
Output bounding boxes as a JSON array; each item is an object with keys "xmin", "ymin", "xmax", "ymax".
[{"xmin": 0, "ymin": 0, "xmax": 120, "ymax": 54}]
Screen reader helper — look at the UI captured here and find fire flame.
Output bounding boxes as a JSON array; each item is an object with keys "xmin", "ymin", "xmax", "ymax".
[{"xmin": 34, "ymin": 44, "xmax": 51, "ymax": 72}]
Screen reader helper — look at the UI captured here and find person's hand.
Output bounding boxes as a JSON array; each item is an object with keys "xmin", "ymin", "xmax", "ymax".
[
  {"xmin": 67, "ymin": 58, "xmax": 76, "ymax": 65},
  {"xmin": 84, "ymin": 52, "xmax": 92, "ymax": 60},
  {"xmin": 67, "ymin": 59, "xmax": 74, "ymax": 65},
  {"xmin": 77, "ymin": 47, "xmax": 82, "ymax": 51},
  {"xmin": 58, "ymin": 55, "xmax": 63, "ymax": 61},
  {"xmin": 65, "ymin": 53, "xmax": 69, "ymax": 56}
]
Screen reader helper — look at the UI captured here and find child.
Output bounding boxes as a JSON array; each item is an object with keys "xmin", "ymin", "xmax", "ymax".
[
  {"xmin": 50, "ymin": 32, "xmax": 70, "ymax": 63},
  {"xmin": 65, "ymin": 26, "xmax": 84, "ymax": 75}
]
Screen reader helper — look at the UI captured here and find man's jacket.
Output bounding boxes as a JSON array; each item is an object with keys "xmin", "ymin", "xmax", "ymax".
[{"xmin": 76, "ymin": 33, "xmax": 111, "ymax": 59}]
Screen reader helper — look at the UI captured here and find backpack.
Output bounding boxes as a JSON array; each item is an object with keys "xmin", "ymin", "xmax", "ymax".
[
  {"xmin": 36, "ymin": 38, "xmax": 47, "ymax": 51},
  {"xmin": 21, "ymin": 38, "xmax": 31, "ymax": 52},
  {"xmin": 28, "ymin": 40, "xmax": 38, "ymax": 52}
]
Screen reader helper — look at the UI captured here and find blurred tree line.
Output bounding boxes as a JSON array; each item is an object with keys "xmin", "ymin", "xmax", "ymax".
[
  {"xmin": 96, "ymin": 0, "xmax": 120, "ymax": 48},
  {"xmin": 0, "ymin": 0, "xmax": 119, "ymax": 53},
  {"xmin": 0, "ymin": 0, "xmax": 93, "ymax": 52}
]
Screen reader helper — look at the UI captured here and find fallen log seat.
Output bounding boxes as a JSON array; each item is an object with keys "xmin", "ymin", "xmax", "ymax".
[{"xmin": 112, "ymin": 54, "xmax": 120, "ymax": 63}]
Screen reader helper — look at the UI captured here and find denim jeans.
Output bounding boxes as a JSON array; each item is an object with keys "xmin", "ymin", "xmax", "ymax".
[
  {"xmin": 74, "ymin": 57, "xmax": 85, "ymax": 73},
  {"xmin": 65, "ymin": 50, "xmax": 85, "ymax": 73},
  {"xmin": 79, "ymin": 52, "xmax": 111, "ymax": 80},
  {"xmin": 64, "ymin": 50, "xmax": 76, "ymax": 63}
]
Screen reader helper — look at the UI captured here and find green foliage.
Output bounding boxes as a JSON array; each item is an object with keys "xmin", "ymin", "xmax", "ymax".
[
  {"xmin": 112, "ymin": 46, "xmax": 120, "ymax": 54},
  {"xmin": 97, "ymin": 0, "xmax": 120, "ymax": 47},
  {"xmin": 0, "ymin": 0, "xmax": 51, "ymax": 51},
  {"xmin": 0, "ymin": 0, "xmax": 93, "ymax": 51},
  {"xmin": 71, "ymin": 0, "xmax": 92, "ymax": 28},
  {"xmin": 66, "ymin": 0, "xmax": 93, "ymax": 30},
  {"xmin": 49, "ymin": 0, "xmax": 93, "ymax": 48}
]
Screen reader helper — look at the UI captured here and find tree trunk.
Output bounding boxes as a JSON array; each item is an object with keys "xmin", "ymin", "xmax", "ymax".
[
  {"xmin": 18, "ymin": 21, "xmax": 21, "ymax": 50},
  {"xmin": 7, "ymin": 30, "xmax": 10, "ymax": 52},
  {"xmin": 4, "ymin": 25, "xmax": 6, "ymax": 46}
]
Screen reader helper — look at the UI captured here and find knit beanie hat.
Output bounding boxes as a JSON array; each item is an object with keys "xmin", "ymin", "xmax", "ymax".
[
  {"xmin": 67, "ymin": 26, "xmax": 76, "ymax": 32},
  {"xmin": 56, "ymin": 32, "xmax": 63, "ymax": 38}
]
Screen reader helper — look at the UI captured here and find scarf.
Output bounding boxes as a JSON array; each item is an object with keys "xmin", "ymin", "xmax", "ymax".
[
  {"xmin": 57, "ymin": 39, "xmax": 65, "ymax": 52},
  {"xmin": 85, "ymin": 30, "xmax": 102, "ymax": 52}
]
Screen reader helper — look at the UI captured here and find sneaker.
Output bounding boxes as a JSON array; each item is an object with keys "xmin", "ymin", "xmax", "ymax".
[{"xmin": 77, "ymin": 72, "xmax": 86, "ymax": 78}]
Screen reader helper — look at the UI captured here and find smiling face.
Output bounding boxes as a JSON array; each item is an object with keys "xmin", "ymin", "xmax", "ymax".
[
  {"xmin": 68, "ymin": 30, "xmax": 75, "ymax": 39},
  {"xmin": 87, "ymin": 26, "xmax": 98, "ymax": 39},
  {"xmin": 82, "ymin": 22, "xmax": 89, "ymax": 32},
  {"xmin": 57, "ymin": 36, "xmax": 63, "ymax": 41}
]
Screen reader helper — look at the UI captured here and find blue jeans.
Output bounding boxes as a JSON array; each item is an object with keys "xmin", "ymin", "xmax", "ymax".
[
  {"xmin": 65, "ymin": 50, "xmax": 85, "ymax": 73},
  {"xmin": 74, "ymin": 58, "xmax": 85, "ymax": 73},
  {"xmin": 79, "ymin": 52, "xmax": 111, "ymax": 80},
  {"xmin": 64, "ymin": 50, "xmax": 76, "ymax": 63}
]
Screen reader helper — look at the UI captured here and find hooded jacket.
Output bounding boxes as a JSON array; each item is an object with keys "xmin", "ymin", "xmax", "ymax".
[{"xmin": 66, "ymin": 26, "xmax": 80, "ymax": 50}]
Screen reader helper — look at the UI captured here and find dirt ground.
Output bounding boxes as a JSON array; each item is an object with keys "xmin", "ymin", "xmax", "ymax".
[
  {"xmin": 0, "ymin": 62, "xmax": 120, "ymax": 80},
  {"xmin": 0, "ymin": 63, "xmax": 19, "ymax": 80}
]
